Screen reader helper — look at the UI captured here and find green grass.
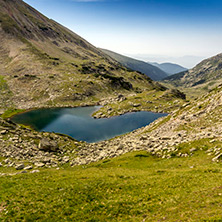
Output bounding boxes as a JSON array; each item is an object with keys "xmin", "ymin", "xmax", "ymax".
[
  {"xmin": 0, "ymin": 75, "xmax": 13, "ymax": 109},
  {"xmin": 0, "ymin": 150, "xmax": 222, "ymax": 221},
  {"xmin": 1, "ymin": 108, "xmax": 26, "ymax": 119},
  {"xmin": 0, "ymin": 76, "xmax": 8, "ymax": 91},
  {"xmin": 93, "ymin": 90, "xmax": 185, "ymax": 118}
]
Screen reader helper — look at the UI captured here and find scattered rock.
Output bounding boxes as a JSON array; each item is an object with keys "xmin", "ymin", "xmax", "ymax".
[
  {"xmin": 4, "ymin": 158, "xmax": 10, "ymax": 164},
  {"xmin": 15, "ymin": 163, "xmax": 25, "ymax": 170},
  {"xmin": 62, "ymin": 156, "xmax": 69, "ymax": 163},
  {"xmin": 24, "ymin": 165, "xmax": 33, "ymax": 170},
  {"xmin": 34, "ymin": 162, "xmax": 45, "ymax": 168},
  {"xmin": 0, "ymin": 130, "xmax": 7, "ymax": 135},
  {"xmin": 190, "ymin": 148, "xmax": 197, "ymax": 152},
  {"xmin": 133, "ymin": 103, "xmax": 141, "ymax": 107},
  {"xmin": 31, "ymin": 170, "xmax": 40, "ymax": 173},
  {"xmin": 39, "ymin": 138, "xmax": 58, "ymax": 152},
  {"xmin": 212, "ymin": 153, "xmax": 222, "ymax": 162}
]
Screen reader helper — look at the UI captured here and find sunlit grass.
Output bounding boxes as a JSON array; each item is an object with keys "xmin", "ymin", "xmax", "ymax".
[{"xmin": 0, "ymin": 149, "xmax": 221, "ymax": 221}]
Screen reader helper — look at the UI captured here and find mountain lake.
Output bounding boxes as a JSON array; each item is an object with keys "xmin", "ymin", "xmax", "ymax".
[{"xmin": 11, "ymin": 106, "xmax": 167, "ymax": 143}]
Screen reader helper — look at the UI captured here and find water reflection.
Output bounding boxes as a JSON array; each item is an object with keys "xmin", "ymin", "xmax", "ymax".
[{"xmin": 12, "ymin": 106, "xmax": 167, "ymax": 143}]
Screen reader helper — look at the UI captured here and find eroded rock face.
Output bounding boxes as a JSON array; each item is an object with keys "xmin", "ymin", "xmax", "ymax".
[{"xmin": 39, "ymin": 138, "xmax": 58, "ymax": 152}]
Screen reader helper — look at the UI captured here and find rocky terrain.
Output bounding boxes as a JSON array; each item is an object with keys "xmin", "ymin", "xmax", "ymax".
[
  {"xmin": 72, "ymin": 84, "xmax": 222, "ymax": 165},
  {"xmin": 0, "ymin": 116, "xmax": 82, "ymax": 176},
  {"xmin": 1, "ymin": 83, "xmax": 222, "ymax": 177}
]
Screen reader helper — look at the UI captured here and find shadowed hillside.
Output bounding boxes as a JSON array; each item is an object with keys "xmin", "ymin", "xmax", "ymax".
[
  {"xmin": 150, "ymin": 62, "xmax": 187, "ymax": 75},
  {"xmin": 100, "ymin": 48, "xmax": 168, "ymax": 81}
]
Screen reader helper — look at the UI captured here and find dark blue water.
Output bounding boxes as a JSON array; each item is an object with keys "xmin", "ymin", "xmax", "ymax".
[{"xmin": 11, "ymin": 106, "xmax": 167, "ymax": 143}]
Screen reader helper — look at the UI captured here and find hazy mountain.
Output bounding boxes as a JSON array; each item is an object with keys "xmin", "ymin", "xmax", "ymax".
[
  {"xmin": 100, "ymin": 49, "xmax": 168, "ymax": 81},
  {"xmin": 0, "ymin": 0, "xmax": 169, "ymax": 109},
  {"xmin": 164, "ymin": 53, "xmax": 222, "ymax": 88},
  {"xmin": 149, "ymin": 62, "xmax": 187, "ymax": 75},
  {"xmin": 129, "ymin": 54, "xmax": 205, "ymax": 69}
]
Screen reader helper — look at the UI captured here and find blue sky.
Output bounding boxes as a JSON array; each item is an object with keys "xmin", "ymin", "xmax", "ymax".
[{"xmin": 24, "ymin": 0, "xmax": 222, "ymax": 67}]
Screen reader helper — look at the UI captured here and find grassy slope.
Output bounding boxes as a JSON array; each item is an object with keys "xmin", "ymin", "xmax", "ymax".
[
  {"xmin": 163, "ymin": 53, "xmax": 222, "ymax": 92},
  {"xmin": 0, "ymin": 147, "xmax": 222, "ymax": 221},
  {"xmin": 0, "ymin": 75, "xmax": 13, "ymax": 110},
  {"xmin": 0, "ymin": 0, "xmax": 173, "ymax": 110}
]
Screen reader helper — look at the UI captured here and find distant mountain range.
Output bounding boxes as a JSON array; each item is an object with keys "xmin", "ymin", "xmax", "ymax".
[
  {"xmin": 149, "ymin": 62, "xmax": 187, "ymax": 75},
  {"xmin": 164, "ymin": 53, "xmax": 222, "ymax": 88},
  {"xmin": 100, "ymin": 49, "xmax": 168, "ymax": 81},
  {"xmin": 100, "ymin": 49, "xmax": 187, "ymax": 81}
]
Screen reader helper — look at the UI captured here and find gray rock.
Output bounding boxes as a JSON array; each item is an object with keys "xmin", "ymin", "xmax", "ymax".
[
  {"xmin": 0, "ymin": 130, "xmax": 7, "ymax": 135},
  {"xmin": 24, "ymin": 165, "xmax": 33, "ymax": 170},
  {"xmin": 15, "ymin": 163, "xmax": 25, "ymax": 170},
  {"xmin": 34, "ymin": 162, "xmax": 45, "ymax": 167},
  {"xmin": 39, "ymin": 138, "xmax": 58, "ymax": 152},
  {"xmin": 4, "ymin": 158, "xmax": 10, "ymax": 164},
  {"xmin": 133, "ymin": 103, "xmax": 141, "ymax": 107},
  {"xmin": 31, "ymin": 170, "xmax": 40, "ymax": 173},
  {"xmin": 62, "ymin": 156, "xmax": 69, "ymax": 163},
  {"xmin": 190, "ymin": 148, "xmax": 197, "ymax": 152},
  {"xmin": 212, "ymin": 153, "xmax": 222, "ymax": 162},
  {"xmin": 42, "ymin": 158, "xmax": 51, "ymax": 164}
]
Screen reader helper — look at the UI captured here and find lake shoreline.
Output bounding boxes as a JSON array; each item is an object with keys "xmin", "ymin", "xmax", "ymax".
[{"xmin": 11, "ymin": 106, "xmax": 167, "ymax": 143}]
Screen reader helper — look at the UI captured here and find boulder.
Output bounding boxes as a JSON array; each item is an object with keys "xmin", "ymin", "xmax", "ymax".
[
  {"xmin": 62, "ymin": 156, "xmax": 70, "ymax": 163},
  {"xmin": 24, "ymin": 165, "xmax": 33, "ymax": 170},
  {"xmin": 39, "ymin": 138, "xmax": 58, "ymax": 152},
  {"xmin": 0, "ymin": 130, "xmax": 7, "ymax": 135},
  {"xmin": 15, "ymin": 163, "xmax": 25, "ymax": 170},
  {"xmin": 34, "ymin": 162, "xmax": 45, "ymax": 168},
  {"xmin": 31, "ymin": 170, "xmax": 40, "ymax": 173},
  {"xmin": 212, "ymin": 153, "xmax": 222, "ymax": 162}
]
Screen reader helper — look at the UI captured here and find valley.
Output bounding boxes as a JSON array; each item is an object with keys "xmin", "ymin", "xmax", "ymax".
[{"xmin": 0, "ymin": 0, "xmax": 222, "ymax": 221}]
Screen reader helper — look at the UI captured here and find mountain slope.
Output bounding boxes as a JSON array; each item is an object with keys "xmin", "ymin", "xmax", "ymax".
[
  {"xmin": 150, "ymin": 62, "xmax": 187, "ymax": 75},
  {"xmin": 100, "ymin": 48, "xmax": 168, "ymax": 81},
  {"xmin": 0, "ymin": 0, "xmax": 171, "ymax": 110},
  {"xmin": 164, "ymin": 53, "xmax": 222, "ymax": 87}
]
